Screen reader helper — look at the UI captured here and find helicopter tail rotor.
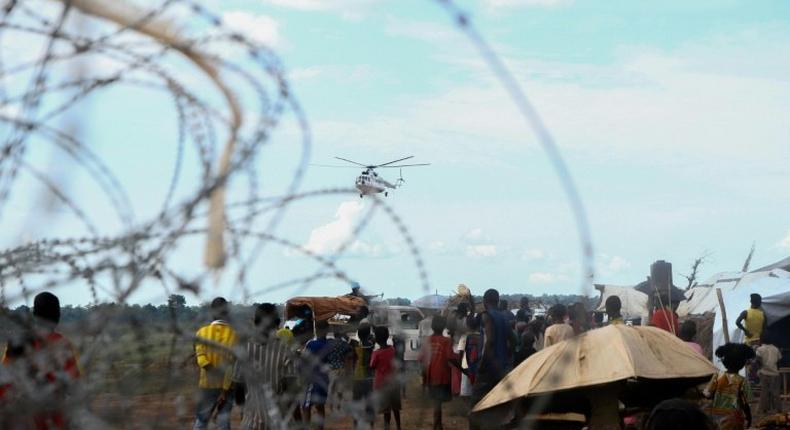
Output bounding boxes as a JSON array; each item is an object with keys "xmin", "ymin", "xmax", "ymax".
[{"xmin": 395, "ymin": 168, "xmax": 405, "ymax": 187}]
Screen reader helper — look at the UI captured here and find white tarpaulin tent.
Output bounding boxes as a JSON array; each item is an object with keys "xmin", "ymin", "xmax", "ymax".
[
  {"xmin": 594, "ymin": 284, "xmax": 649, "ymax": 322},
  {"xmin": 678, "ymin": 268, "xmax": 790, "ymax": 366}
]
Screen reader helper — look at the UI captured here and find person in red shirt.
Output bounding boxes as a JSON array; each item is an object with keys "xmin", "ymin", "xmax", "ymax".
[
  {"xmin": 1, "ymin": 292, "xmax": 80, "ymax": 429},
  {"xmin": 370, "ymin": 326, "xmax": 401, "ymax": 430},
  {"xmin": 650, "ymin": 295, "xmax": 679, "ymax": 335},
  {"xmin": 420, "ymin": 315, "xmax": 461, "ymax": 430}
]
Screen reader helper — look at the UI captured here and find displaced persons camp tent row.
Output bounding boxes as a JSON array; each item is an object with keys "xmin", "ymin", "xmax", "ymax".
[{"xmin": 595, "ymin": 257, "xmax": 790, "ymax": 366}]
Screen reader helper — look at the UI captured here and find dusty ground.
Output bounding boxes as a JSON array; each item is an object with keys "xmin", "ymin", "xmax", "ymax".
[{"xmin": 92, "ymin": 371, "xmax": 472, "ymax": 429}]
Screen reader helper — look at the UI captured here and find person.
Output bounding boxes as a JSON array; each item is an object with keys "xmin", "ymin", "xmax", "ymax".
[
  {"xmin": 391, "ymin": 333, "xmax": 406, "ymax": 398},
  {"xmin": 704, "ymin": 343, "xmax": 755, "ymax": 430},
  {"xmin": 350, "ymin": 324, "xmax": 375, "ymax": 429},
  {"xmin": 527, "ymin": 318, "xmax": 545, "ymax": 351},
  {"xmin": 643, "ymin": 398, "xmax": 715, "ymax": 430},
  {"xmin": 604, "ymin": 295, "xmax": 624, "ymax": 325},
  {"xmin": 543, "ymin": 304, "xmax": 574, "ymax": 348},
  {"xmin": 678, "ymin": 320, "xmax": 704, "ymax": 356},
  {"xmin": 193, "ymin": 297, "xmax": 238, "ymax": 430},
  {"xmin": 755, "ymin": 333, "xmax": 782, "ymax": 415},
  {"xmin": 499, "ymin": 299, "xmax": 515, "ymax": 325},
  {"xmin": 370, "ymin": 326, "xmax": 401, "ymax": 430},
  {"xmin": 471, "ymin": 289, "xmax": 513, "ymax": 430},
  {"xmin": 326, "ymin": 328, "xmax": 353, "ymax": 412},
  {"xmin": 513, "ymin": 332, "xmax": 536, "ymax": 366},
  {"xmin": 1, "ymin": 292, "xmax": 81, "ymax": 430},
  {"xmin": 515, "ymin": 297, "xmax": 532, "ymax": 323},
  {"xmin": 735, "ymin": 294, "xmax": 766, "ymax": 346},
  {"xmin": 569, "ymin": 302, "xmax": 589, "ymax": 335},
  {"xmin": 650, "ymin": 295, "xmax": 679, "ymax": 335},
  {"xmin": 233, "ymin": 303, "xmax": 296, "ymax": 430},
  {"xmin": 303, "ymin": 320, "xmax": 333, "ymax": 430},
  {"xmin": 420, "ymin": 316, "xmax": 454, "ymax": 430},
  {"xmin": 461, "ymin": 314, "xmax": 482, "ymax": 397}
]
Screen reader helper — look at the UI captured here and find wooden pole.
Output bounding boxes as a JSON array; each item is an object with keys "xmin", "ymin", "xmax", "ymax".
[{"xmin": 716, "ymin": 288, "xmax": 730, "ymax": 343}]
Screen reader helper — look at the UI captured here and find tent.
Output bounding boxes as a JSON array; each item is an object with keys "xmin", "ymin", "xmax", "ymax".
[
  {"xmin": 678, "ymin": 268, "xmax": 790, "ymax": 367},
  {"xmin": 594, "ymin": 284, "xmax": 648, "ymax": 322}
]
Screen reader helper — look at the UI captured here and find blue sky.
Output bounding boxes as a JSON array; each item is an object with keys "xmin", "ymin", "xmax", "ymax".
[{"xmin": 2, "ymin": 0, "xmax": 789, "ymax": 306}]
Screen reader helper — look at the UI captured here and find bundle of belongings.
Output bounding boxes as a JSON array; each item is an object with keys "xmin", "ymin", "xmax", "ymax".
[{"xmin": 755, "ymin": 412, "xmax": 790, "ymax": 429}]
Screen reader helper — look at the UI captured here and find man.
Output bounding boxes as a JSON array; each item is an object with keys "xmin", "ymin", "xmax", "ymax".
[
  {"xmin": 234, "ymin": 303, "xmax": 296, "ymax": 430},
  {"xmin": 193, "ymin": 297, "xmax": 238, "ymax": 430},
  {"xmin": 650, "ymin": 295, "xmax": 679, "ymax": 335},
  {"xmin": 543, "ymin": 304, "xmax": 574, "ymax": 348},
  {"xmin": 755, "ymin": 333, "xmax": 782, "ymax": 415},
  {"xmin": 471, "ymin": 289, "xmax": 513, "ymax": 429},
  {"xmin": 515, "ymin": 297, "xmax": 532, "ymax": 323},
  {"xmin": 735, "ymin": 293, "xmax": 766, "ymax": 346},
  {"xmin": 499, "ymin": 299, "xmax": 515, "ymax": 325},
  {"xmin": 604, "ymin": 295, "xmax": 624, "ymax": 325},
  {"xmin": 302, "ymin": 320, "xmax": 333, "ymax": 430},
  {"xmin": 1, "ymin": 292, "xmax": 80, "ymax": 429}
]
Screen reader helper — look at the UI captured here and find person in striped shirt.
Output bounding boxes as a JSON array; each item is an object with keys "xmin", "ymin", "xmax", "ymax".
[
  {"xmin": 193, "ymin": 297, "xmax": 238, "ymax": 430},
  {"xmin": 233, "ymin": 303, "xmax": 296, "ymax": 430}
]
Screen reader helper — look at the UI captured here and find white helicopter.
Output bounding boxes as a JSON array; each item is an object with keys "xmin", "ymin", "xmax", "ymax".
[{"xmin": 315, "ymin": 156, "xmax": 430, "ymax": 198}]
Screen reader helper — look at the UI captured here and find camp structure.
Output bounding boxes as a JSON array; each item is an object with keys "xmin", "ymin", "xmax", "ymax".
[
  {"xmin": 677, "ymin": 264, "xmax": 790, "ymax": 367},
  {"xmin": 593, "ymin": 284, "xmax": 649, "ymax": 323},
  {"xmin": 284, "ymin": 295, "xmax": 368, "ymax": 323},
  {"xmin": 472, "ymin": 324, "xmax": 716, "ymax": 430}
]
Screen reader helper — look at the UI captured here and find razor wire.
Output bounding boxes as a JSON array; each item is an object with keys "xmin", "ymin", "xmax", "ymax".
[{"xmin": 0, "ymin": 0, "xmax": 596, "ymax": 429}]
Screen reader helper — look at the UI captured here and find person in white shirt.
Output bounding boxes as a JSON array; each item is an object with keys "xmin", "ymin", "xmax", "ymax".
[{"xmin": 755, "ymin": 334, "xmax": 782, "ymax": 415}]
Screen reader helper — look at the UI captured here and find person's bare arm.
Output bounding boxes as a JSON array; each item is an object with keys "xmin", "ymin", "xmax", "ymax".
[
  {"xmin": 482, "ymin": 313, "xmax": 494, "ymax": 358},
  {"xmin": 735, "ymin": 310, "xmax": 749, "ymax": 337}
]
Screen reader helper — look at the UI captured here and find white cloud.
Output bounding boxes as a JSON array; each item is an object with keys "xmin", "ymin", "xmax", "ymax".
[
  {"xmin": 465, "ymin": 244, "xmax": 497, "ymax": 258},
  {"xmin": 484, "ymin": 0, "xmax": 572, "ymax": 8},
  {"xmin": 779, "ymin": 231, "xmax": 790, "ymax": 249},
  {"xmin": 428, "ymin": 240, "xmax": 449, "ymax": 255},
  {"xmin": 289, "ymin": 66, "xmax": 323, "ymax": 82},
  {"xmin": 299, "ymin": 200, "xmax": 396, "ymax": 258},
  {"xmin": 260, "ymin": 0, "xmax": 327, "ymax": 10},
  {"xmin": 222, "ymin": 11, "xmax": 281, "ymax": 47},
  {"xmin": 522, "ymin": 248, "xmax": 546, "ymax": 261},
  {"xmin": 597, "ymin": 254, "xmax": 631, "ymax": 277},
  {"xmin": 528, "ymin": 271, "xmax": 567, "ymax": 284}
]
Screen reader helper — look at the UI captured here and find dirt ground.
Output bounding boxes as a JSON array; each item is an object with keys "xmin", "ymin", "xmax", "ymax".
[
  {"xmin": 92, "ymin": 371, "xmax": 473, "ymax": 430},
  {"xmin": 91, "ymin": 371, "xmax": 789, "ymax": 429}
]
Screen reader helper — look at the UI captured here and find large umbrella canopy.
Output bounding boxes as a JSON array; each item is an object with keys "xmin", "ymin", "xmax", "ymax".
[
  {"xmin": 474, "ymin": 325, "xmax": 716, "ymax": 413},
  {"xmin": 413, "ymin": 293, "xmax": 449, "ymax": 310}
]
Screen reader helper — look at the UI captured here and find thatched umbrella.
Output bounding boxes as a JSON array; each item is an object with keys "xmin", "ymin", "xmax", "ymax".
[{"xmin": 472, "ymin": 325, "xmax": 716, "ymax": 430}]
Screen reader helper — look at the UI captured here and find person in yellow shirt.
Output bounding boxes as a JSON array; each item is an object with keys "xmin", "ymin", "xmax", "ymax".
[
  {"xmin": 193, "ymin": 297, "xmax": 238, "ymax": 430},
  {"xmin": 735, "ymin": 294, "xmax": 766, "ymax": 346},
  {"xmin": 604, "ymin": 295, "xmax": 625, "ymax": 326}
]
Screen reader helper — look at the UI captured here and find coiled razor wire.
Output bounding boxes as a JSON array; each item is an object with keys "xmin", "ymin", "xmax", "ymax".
[{"xmin": 0, "ymin": 0, "xmax": 595, "ymax": 429}]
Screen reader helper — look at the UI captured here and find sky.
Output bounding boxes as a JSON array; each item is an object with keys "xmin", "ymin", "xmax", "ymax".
[{"xmin": 1, "ymin": 0, "xmax": 789, "ymax": 306}]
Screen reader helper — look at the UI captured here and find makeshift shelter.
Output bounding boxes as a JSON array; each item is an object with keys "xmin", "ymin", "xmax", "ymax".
[
  {"xmin": 677, "ymin": 267, "xmax": 790, "ymax": 367},
  {"xmin": 594, "ymin": 284, "xmax": 648, "ymax": 323},
  {"xmin": 473, "ymin": 325, "xmax": 716, "ymax": 429},
  {"xmin": 284, "ymin": 295, "xmax": 367, "ymax": 322}
]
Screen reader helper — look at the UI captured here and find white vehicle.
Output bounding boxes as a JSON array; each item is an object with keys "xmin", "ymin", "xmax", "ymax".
[
  {"xmin": 368, "ymin": 305, "xmax": 425, "ymax": 361},
  {"xmin": 314, "ymin": 156, "xmax": 430, "ymax": 198}
]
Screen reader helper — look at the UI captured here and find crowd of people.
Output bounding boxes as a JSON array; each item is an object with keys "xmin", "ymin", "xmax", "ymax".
[{"xmin": 0, "ymin": 289, "xmax": 784, "ymax": 430}]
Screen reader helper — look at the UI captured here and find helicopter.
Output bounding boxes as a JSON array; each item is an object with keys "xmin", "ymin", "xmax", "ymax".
[{"xmin": 315, "ymin": 156, "xmax": 430, "ymax": 198}]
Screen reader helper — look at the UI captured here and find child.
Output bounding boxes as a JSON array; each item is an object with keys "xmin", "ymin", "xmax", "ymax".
[
  {"xmin": 704, "ymin": 343, "xmax": 755, "ymax": 430},
  {"xmin": 420, "ymin": 316, "xmax": 456, "ymax": 430},
  {"xmin": 679, "ymin": 320, "xmax": 704, "ymax": 356},
  {"xmin": 755, "ymin": 333, "xmax": 782, "ymax": 415},
  {"xmin": 351, "ymin": 324, "xmax": 375, "ymax": 429},
  {"xmin": 303, "ymin": 320, "xmax": 332, "ymax": 430},
  {"xmin": 370, "ymin": 326, "xmax": 401, "ymax": 430}
]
